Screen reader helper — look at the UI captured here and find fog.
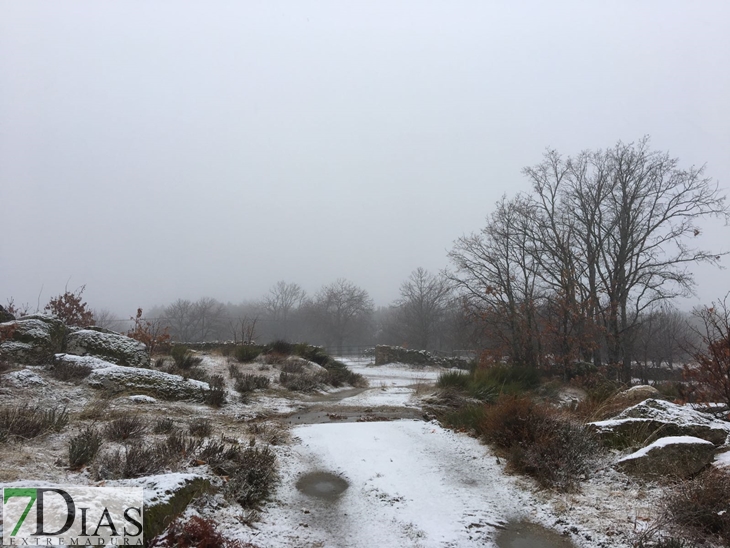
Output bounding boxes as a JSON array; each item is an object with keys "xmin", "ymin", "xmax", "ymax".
[{"xmin": 2, "ymin": 1, "xmax": 729, "ymax": 317}]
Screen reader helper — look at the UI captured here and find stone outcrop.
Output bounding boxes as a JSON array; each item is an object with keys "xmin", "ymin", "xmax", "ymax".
[
  {"xmin": 616, "ymin": 436, "xmax": 716, "ymax": 478},
  {"xmin": 86, "ymin": 365, "xmax": 209, "ymax": 401},
  {"xmin": 66, "ymin": 329, "xmax": 150, "ymax": 368},
  {"xmin": 0, "ymin": 315, "xmax": 68, "ymax": 364},
  {"xmin": 590, "ymin": 399, "xmax": 730, "ymax": 448}
]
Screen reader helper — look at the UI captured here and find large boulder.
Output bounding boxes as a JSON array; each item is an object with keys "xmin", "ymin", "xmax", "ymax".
[
  {"xmin": 0, "ymin": 315, "xmax": 67, "ymax": 364},
  {"xmin": 66, "ymin": 329, "xmax": 149, "ymax": 368},
  {"xmin": 86, "ymin": 365, "xmax": 209, "ymax": 401},
  {"xmin": 589, "ymin": 399, "xmax": 730, "ymax": 448},
  {"xmin": 616, "ymin": 436, "xmax": 716, "ymax": 478}
]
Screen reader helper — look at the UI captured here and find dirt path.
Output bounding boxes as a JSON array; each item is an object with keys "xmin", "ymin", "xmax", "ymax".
[{"xmin": 242, "ymin": 360, "xmax": 583, "ymax": 548}]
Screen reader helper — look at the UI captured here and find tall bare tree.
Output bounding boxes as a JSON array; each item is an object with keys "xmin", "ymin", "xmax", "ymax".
[
  {"xmin": 452, "ymin": 138, "xmax": 729, "ymax": 379},
  {"xmin": 310, "ymin": 279, "xmax": 374, "ymax": 353},
  {"xmin": 265, "ymin": 281, "xmax": 306, "ymax": 340},
  {"xmin": 395, "ymin": 268, "xmax": 453, "ymax": 350}
]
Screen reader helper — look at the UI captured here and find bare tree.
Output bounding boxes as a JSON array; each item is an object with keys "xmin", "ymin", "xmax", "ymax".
[
  {"xmin": 452, "ymin": 138, "xmax": 729, "ymax": 379},
  {"xmin": 310, "ymin": 279, "xmax": 374, "ymax": 353},
  {"xmin": 191, "ymin": 297, "xmax": 225, "ymax": 342},
  {"xmin": 265, "ymin": 281, "xmax": 306, "ymax": 340},
  {"xmin": 164, "ymin": 299, "xmax": 195, "ymax": 342},
  {"xmin": 684, "ymin": 294, "xmax": 730, "ymax": 407},
  {"xmin": 449, "ymin": 195, "xmax": 544, "ymax": 367},
  {"xmin": 92, "ymin": 308, "xmax": 117, "ymax": 330},
  {"xmin": 394, "ymin": 268, "xmax": 453, "ymax": 350}
]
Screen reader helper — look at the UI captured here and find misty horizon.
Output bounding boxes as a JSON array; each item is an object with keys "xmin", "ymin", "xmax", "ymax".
[{"xmin": 2, "ymin": 2, "xmax": 729, "ymax": 318}]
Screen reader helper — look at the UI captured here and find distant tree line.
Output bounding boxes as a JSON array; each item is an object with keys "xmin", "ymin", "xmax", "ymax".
[{"xmin": 5, "ymin": 138, "xmax": 729, "ymax": 386}]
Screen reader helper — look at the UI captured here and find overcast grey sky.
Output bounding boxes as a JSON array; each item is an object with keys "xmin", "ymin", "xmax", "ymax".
[{"xmin": 1, "ymin": 1, "xmax": 729, "ymax": 315}]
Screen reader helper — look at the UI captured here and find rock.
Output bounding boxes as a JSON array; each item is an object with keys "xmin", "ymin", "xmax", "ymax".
[
  {"xmin": 86, "ymin": 365, "xmax": 209, "ymax": 401},
  {"xmin": 66, "ymin": 329, "xmax": 149, "ymax": 368},
  {"xmin": 122, "ymin": 473, "xmax": 211, "ymax": 542},
  {"xmin": 53, "ymin": 353, "xmax": 118, "ymax": 370},
  {"xmin": 0, "ymin": 305, "xmax": 14, "ymax": 323},
  {"xmin": 0, "ymin": 315, "xmax": 67, "ymax": 364},
  {"xmin": 589, "ymin": 399, "xmax": 730, "ymax": 448},
  {"xmin": 2, "ymin": 368, "xmax": 46, "ymax": 387},
  {"xmin": 610, "ymin": 385, "xmax": 660, "ymax": 405},
  {"xmin": 616, "ymin": 436, "xmax": 716, "ymax": 478}
]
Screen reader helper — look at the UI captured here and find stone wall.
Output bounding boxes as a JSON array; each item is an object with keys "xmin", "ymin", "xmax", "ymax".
[{"xmin": 373, "ymin": 345, "xmax": 469, "ymax": 369}]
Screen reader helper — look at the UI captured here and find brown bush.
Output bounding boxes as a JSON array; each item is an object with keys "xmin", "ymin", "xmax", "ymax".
[
  {"xmin": 151, "ymin": 515, "xmax": 257, "ymax": 548},
  {"xmin": 664, "ymin": 468, "xmax": 730, "ymax": 543},
  {"xmin": 481, "ymin": 396, "xmax": 598, "ymax": 491}
]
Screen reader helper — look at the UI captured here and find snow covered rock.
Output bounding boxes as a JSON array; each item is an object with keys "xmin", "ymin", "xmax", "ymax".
[
  {"xmin": 121, "ymin": 473, "xmax": 211, "ymax": 541},
  {"xmin": 86, "ymin": 365, "xmax": 209, "ymax": 401},
  {"xmin": 0, "ymin": 315, "xmax": 67, "ymax": 364},
  {"xmin": 589, "ymin": 399, "xmax": 730, "ymax": 447},
  {"xmin": 66, "ymin": 329, "xmax": 149, "ymax": 368},
  {"xmin": 2, "ymin": 368, "xmax": 46, "ymax": 387},
  {"xmin": 129, "ymin": 394, "xmax": 157, "ymax": 404},
  {"xmin": 53, "ymin": 352, "xmax": 117, "ymax": 370},
  {"xmin": 616, "ymin": 436, "xmax": 716, "ymax": 478}
]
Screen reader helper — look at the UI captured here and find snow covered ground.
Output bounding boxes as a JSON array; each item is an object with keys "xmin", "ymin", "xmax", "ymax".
[
  {"xmin": 0, "ymin": 354, "xmax": 698, "ymax": 547},
  {"xmin": 232, "ymin": 359, "xmax": 655, "ymax": 548}
]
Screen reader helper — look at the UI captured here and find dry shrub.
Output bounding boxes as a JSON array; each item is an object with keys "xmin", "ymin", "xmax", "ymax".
[
  {"xmin": 94, "ymin": 442, "xmax": 172, "ymax": 479},
  {"xmin": 0, "ymin": 405, "xmax": 69, "ymax": 442},
  {"xmin": 171, "ymin": 346, "xmax": 203, "ymax": 370},
  {"xmin": 224, "ymin": 446, "xmax": 277, "ymax": 509},
  {"xmin": 203, "ymin": 375, "xmax": 227, "ymax": 407},
  {"xmin": 188, "ymin": 418, "xmax": 213, "ymax": 438},
  {"xmin": 104, "ymin": 415, "xmax": 147, "ymax": 441},
  {"xmin": 49, "ymin": 360, "xmax": 93, "ymax": 382},
  {"xmin": 481, "ymin": 396, "xmax": 598, "ymax": 491},
  {"xmin": 153, "ymin": 417, "xmax": 176, "ymax": 434},
  {"xmin": 234, "ymin": 374, "xmax": 270, "ymax": 393},
  {"xmin": 279, "ymin": 371, "xmax": 322, "ymax": 392},
  {"xmin": 664, "ymin": 468, "xmax": 730, "ymax": 544},
  {"xmin": 68, "ymin": 426, "xmax": 103, "ymax": 470},
  {"xmin": 151, "ymin": 515, "xmax": 257, "ymax": 548}
]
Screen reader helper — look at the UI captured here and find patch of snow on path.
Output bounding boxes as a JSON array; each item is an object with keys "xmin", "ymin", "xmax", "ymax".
[{"xmin": 256, "ymin": 420, "xmax": 535, "ymax": 548}]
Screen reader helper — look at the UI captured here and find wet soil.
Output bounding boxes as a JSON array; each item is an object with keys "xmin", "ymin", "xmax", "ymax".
[
  {"xmin": 284, "ymin": 405, "xmax": 423, "ymax": 425},
  {"xmin": 495, "ymin": 521, "xmax": 576, "ymax": 548},
  {"xmin": 296, "ymin": 471, "xmax": 349, "ymax": 501}
]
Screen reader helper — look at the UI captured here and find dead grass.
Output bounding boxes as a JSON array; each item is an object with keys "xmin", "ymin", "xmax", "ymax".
[{"xmin": 0, "ymin": 404, "xmax": 69, "ymax": 442}]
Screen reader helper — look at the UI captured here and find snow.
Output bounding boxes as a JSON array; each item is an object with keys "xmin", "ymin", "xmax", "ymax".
[
  {"xmin": 3, "ymin": 368, "xmax": 46, "ymax": 387},
  {"xmin": 129, "ymin": 394, "xmax": 157, "ymax": 403},
  {"xmin": 713, "ymin": 450, "xmax": 730, "ymax": 468},
  {"xmin": 54, "ymin": 352, "xmax": 117, "ymax": 369},
  {"xmin": 115, "ymin": 473, "xmax": 208, "ymax": 507},
  {"xmin": 253, "ymin": 420, "xmax": 533, "ymax": 548},
  {"xmin": 617, "ymin": 436, "xmax": 714, "ymax": 462},
  {"xmin": 612, "ymin": 398, "xmax": 730, "ymax": 433}
]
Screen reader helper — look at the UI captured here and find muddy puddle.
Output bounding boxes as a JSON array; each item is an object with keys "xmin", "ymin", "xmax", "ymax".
[
  {"xmin": 495, "ymin": 521, "xmax": 575, "ymax": 548},
  {"xmin": 284, "ymin": 406, "xmax": 423, "ymax": 425},
  {"xmin": 296, "ymin": 472, "xmax": 349, "ymax": 501}
]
